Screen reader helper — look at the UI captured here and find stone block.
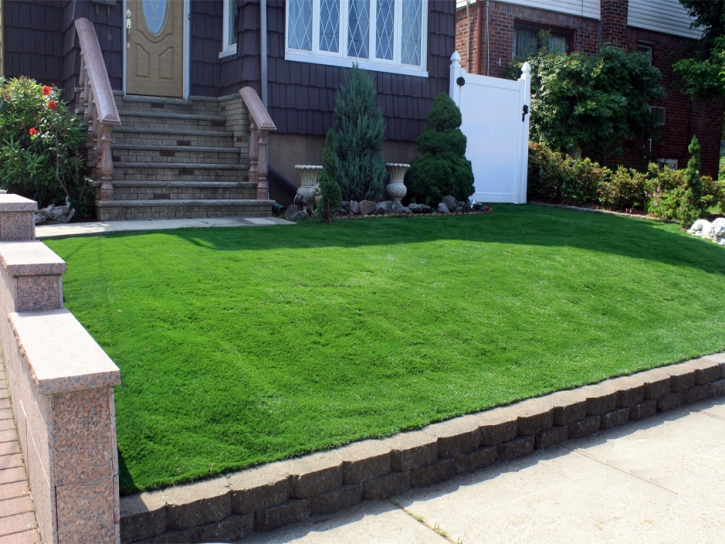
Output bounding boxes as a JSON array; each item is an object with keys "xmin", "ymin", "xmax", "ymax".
[
  {"xmin": 607, "ymin": 376, "xmax": 645, "ymax": 408},
  {"xmin": 120, "ymin": 490, "xmax": 167, "ymax": 543},
  {"xmin": 227, "ymin": 465, "xmax": 289, "ymax": 515},
  {"xmin": 536, "ymin": 425, "xmax": 568, "ymax": 449},
  {"xmin": 15, "ymin": 276, "xmax": 63, "ymax": 312},
  {"xmin": 548, "ymin": 391, "xmax": 587, "ymax": 426},
  {"xmin": 55, "ymin": 478, "xmax": 117, "ymax": 544},
  {"xmin": 642, "ymin": 370, "xmax": 671, "ymax": 400},
  {"xmin": 629, "ymin": 399, "xmax": 657, "ymax": 421},
  {"xmin": 497, "ymin": 435, "xmax": 535, "ymax": 461},
  {"xmin": 600, "ymin": 407, "xmax": 630, "ymax": 430},
  {"xmin": 384, "ymin": 431, "xmax": 437, "ymax": 472},
  {"xmin": 164, "ymin": 477, "xmax": 230, "ymax": 531},
  {"xmin": 455, "ymin": 446, "xmax": 497, "ymax": 475},
  {"xmin": 310, "ymin": 484, "xmax": 363, "ymax": 516},
  {"xmin": 568, "ymin": 415, "xmax": 600, "ymax": 439},
  {"xmin": 688, "ymin": 357, "xmax": 723, "ymax": 384},
  {"xmin": 0, "ymin": 212, "xmax": 35, "ymax": 241},
  {"xmin": 286, "ymin": 452, "xmax": 343, "ymax": 499},
  {"xmin": 474, "ymin": 408, "xmax": 518, "ymax": 446},
  {"xmin": 255, "ymin": 499, "xmax": 310, "ymax": 532},
  {"xmin": 335, "ymin": 439, "xmax": 391, "ymax": 484},
  {"xmin": 682, "ymin": 385, "xmax": 709, "ymax": 405},
  {"xmin": 187, "ymin": 514, "xmax": 254, "ymax": 543},
  {"xmin": 411, "ymin": 458, "xmax": 456, "ymax": 488},
  {"xmin": 584, "ymin": 385, "xmax": 618, "ymax": 416},
  {"xmin": 362, "ymin": 470, "xmax": 411, "ymax": 500},
  {"xmin": 513, "ymin": 398, "xmax": 554, "ymax": 436},
  {"xmin": 657, "ymin": 392, "xmax": 682, "ymax": 412},
  {"xmin": 667, "ymin": 367, "xmax": 696, "ymax": 392},
  {"xmin": 425, "ymin": 416, "xmax": 480, "ymax": 457},
  {"xmin": 709, "ymin": 379, "xmax": 725, "ymax": 398}
]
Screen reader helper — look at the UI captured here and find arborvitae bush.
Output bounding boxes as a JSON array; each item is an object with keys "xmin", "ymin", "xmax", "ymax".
[
  {"xmin": 317, "ymin": 129, "xmax": 342, "ymax": 223},
  {"xmin": 680, "ymin": 135, "xmax": 704, "ymax": 227},
  {"xmin": 334, "ymin": 65, "xmax": 387, "ymax": 202},
  {"xmin": 405, "ymin": 93, "xmax": 474, "ymax": 206}
]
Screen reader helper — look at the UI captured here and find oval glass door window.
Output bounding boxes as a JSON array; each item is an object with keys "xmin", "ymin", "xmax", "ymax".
[{"xmin": 142, "ymin": 0, "xmax": 168, "ymax": 35}]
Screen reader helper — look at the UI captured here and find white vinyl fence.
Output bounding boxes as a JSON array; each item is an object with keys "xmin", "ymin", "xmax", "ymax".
[{"xmin": 449, "ymin": 52, "xmax": 532, "ymax": 204}]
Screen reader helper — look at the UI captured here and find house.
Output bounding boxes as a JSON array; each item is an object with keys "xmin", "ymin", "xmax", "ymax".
[
  {"xmin": 455, "ymin": 0, "xmax": 724, "ymax": 178},
  {"xmin": 0, "ymin": 0, "xmax": 456, "ymax": 219}
]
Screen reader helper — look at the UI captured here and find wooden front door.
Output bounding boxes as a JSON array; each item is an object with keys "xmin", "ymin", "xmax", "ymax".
[{"xmin": 126, "ymin": 0, "xmax": 183, "ymax": 97}]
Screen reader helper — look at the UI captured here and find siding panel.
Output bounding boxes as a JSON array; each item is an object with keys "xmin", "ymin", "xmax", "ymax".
[
  {"xmin": 628, "ymin": 0, "xmax": 699, "ymax": 39},
  {"xmin": 456, "ymin": 0, "xmax": 599, "ymax": 20}
]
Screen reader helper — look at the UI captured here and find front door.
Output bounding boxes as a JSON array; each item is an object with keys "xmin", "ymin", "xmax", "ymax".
[{"xmin": 126, "ymin": 0, "xmax": 183, "ymax": 97}]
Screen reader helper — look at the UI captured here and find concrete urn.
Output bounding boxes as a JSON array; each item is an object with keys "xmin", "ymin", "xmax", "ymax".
[
  {"xmin": 385, "ymin": 163, "xmax": 410, "ymax": 203},
  {"xmin": 295, "ymin": 165, "xmax": 324, "ymax": 203}
]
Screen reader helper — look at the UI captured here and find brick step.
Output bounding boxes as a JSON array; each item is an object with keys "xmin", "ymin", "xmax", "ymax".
[
  {"xmin": 117, "ymin": 116, "xmax": 227, "ymax": 132},
  {"xmin": 110, "ymin": 151, "xmax": 241, "ymax": 165},
  {"xmin": 111, "ymin": 163, "xmax": 248, "ymax": 182},
  {"xmin": 111, "ymin": 181, "xmax": 257, "ymax": 201},
  {"xmin": 114, "ymin": 94, "xmax": 222, "ymax": 115},
  {"xmin": 112, "ymin": 127, "xmax": 235, "ymax": 148},
  {"xmin": 96, "ymin": 199, "xmax": 274, "ymax": 221},
  {"xmin": 111, "ymin": 144, "xmax": 240, "ymax": 154}
]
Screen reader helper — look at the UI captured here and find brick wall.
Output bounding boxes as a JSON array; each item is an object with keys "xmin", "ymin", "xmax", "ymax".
[{"xmin": 600, "ymin": 0, "xmax": 629, "ymax": 46}]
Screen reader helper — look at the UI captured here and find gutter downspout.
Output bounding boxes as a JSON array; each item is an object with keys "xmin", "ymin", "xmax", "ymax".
[
  {"xmin": 475, "ymin": 0, "xmax": 483, "ymax": 75},
  {"xmin": 260, "ymin": 0, "xmax": 268, "ymax": 108}
]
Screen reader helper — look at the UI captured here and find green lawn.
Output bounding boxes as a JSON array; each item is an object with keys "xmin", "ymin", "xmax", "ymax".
[{"xmin": 45, "ymin": 205, "xmax": 725, "ymax": 494}]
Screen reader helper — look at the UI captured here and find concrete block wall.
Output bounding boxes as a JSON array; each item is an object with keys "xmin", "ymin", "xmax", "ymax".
[{"xmin": 0, "ymin": 194, "xmax": 121, "ymax": 544}]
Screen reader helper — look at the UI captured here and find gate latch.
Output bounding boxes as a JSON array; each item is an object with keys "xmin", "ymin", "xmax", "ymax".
[{"xmin": 522, "ymin": 104, "xmax": 529, "ymax": 122}]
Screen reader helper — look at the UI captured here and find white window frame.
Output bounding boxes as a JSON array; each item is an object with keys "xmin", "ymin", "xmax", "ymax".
[
  {"xmin": 220, "ymin": 0, "xmax": 238, "ymax": 59},
  {"xmin": 285, "ymin": 0, "xmax": 428, "ymax": 78}
]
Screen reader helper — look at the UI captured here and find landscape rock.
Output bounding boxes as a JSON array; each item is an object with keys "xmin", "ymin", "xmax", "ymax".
[
  {"xmin": 283, "ymin": 204, "xmax": 299, "ymax": 221},
  {"xmin": 375, "ymin": 201, "xmax": 393, "ymax": 215},
  {"xmin": 392, "ymin": 201, "xmax": 405, "ymax": 214},
  {"xmin": 350, "ymin": 200, "xmax": 361, "ymax": 214},
  {"xmin": 455, "ymin": 206, "xmax": 462, "ymax": 213},
  {"xmin": 341, "ymin": 201, "xmax": 351, "ymax": 212},
  {"xmin": 437, "ymin": 203, "xmax": 450, "ymax": 214},
  {"xmin": 408, "ymin": 203, "xmax": 423, "ymax": 213},
  {"xmin": 360, "ymin": 200, "xmax": 377, "ymax": 216},
  {"xmin": 442, "ymin": 195, "xmax": 458, "ymax": 212},
  {"xmin": 333, "ymin": 208, "xmax": 348, "ymax": 216},
  {"xmin": 420, "ymin": 204, "xmax": 432, "ymax": 214},
  {"xmin": 402, "ymin": 207, "xmax": 413, "ymax": 214},
  {"xmin": 460, "ymin": 201, "xmax": 471, "ymax": 213},
  {"xmin": 290, "ymin": 211, "xmax": 309, "ymax": 221}
]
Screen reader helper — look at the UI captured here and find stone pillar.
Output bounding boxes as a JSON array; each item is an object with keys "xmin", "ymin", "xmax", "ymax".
[{"xmin": 0, "ymin": 194, "xmax": 37, "ymax": 241}]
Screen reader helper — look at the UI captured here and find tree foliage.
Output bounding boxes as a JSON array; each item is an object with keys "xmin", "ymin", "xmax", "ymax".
[
  {"xmin": 333, "ymin": 65, "xmax": 387, "ymax": 202},
  {"xmin": 317, "ymin": 129, "xmax": 342, "ymax": 223},
  {"xmin": 510, "ymin": 46, "xmax": 664, "ymax": 160},
  {"xmin": 672, "ymin": 0, "xmax": 725, "ymax": 101},
  {"xmin": 405, "ymin": 93, "xmax": 474, "ymax": 206},
  {"xmin": 680, "ymin": 135, "xmax": 704, "ymax": 227}
]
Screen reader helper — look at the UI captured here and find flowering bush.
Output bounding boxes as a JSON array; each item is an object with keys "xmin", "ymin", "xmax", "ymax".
[{"xmin": 0, "ymin": 77, "xmax": 93, "ymax": 218}]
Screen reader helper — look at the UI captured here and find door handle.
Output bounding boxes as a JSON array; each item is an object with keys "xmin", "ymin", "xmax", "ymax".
[{"xmin": 126, "ymin": 10, "xmax": 132, "ymax": 49}]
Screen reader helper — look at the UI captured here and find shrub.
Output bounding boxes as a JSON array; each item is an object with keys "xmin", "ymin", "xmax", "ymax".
[
  {"xmin": 679, "ymin": 135, "xmax": 704, "ymax": 227},
  {"xmin": 0, "ymin": 77, "xmax": 92, "ymax": 217},
  {"xmin": 405, "ymin": 93, "xmax": 474, "ymax": 206},
  {"xmin": 334, "ymin": 65, "xmax": 387, "ymax": 202},
  {"xmin": 598, "ymin": 166, "xmax": 648, "ymax": 210},
  {"xmin": 527, "ymin": 142, "xmax": 604, "ymax": 203},
  {"xmin": 317, "ymin": 129, "xmax": 342, "ymax": 223}
]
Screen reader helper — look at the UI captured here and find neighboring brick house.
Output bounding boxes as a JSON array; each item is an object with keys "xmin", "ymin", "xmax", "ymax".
[
  {"xmin": 0, "ymin": 0, "xmax": 456, "ymax": 203},
  {"xmin": 455, "ymin": 0, "xmax": 724, "ymax": 178}
]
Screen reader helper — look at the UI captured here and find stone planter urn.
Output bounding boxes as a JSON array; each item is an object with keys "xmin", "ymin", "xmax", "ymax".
[
  {"xmin": 295, "ymin": 165, "xmax": 324, "ymax": 203},
  {"xmin": 385, "ymin": 163, "xmax": 410, "ymax": 203}
]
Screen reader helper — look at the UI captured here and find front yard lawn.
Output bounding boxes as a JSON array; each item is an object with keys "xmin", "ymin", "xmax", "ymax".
[{"xmin": 45, "ymin": 205, "xmax": 725, "ymax": 494}]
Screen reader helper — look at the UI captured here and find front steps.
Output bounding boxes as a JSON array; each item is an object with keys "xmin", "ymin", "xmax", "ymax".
[{"xmin": 93, "ymin": 93, "xmax": 273, "ymax": 221}]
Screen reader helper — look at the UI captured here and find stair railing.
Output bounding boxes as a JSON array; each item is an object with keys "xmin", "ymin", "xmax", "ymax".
[
  {"xmin": 74, "ymin": 17, "xmax": 121, "ymax": 202},
  {"xmin": 239, "ymin": 87, "xmax": 277, "ymax": 200}
]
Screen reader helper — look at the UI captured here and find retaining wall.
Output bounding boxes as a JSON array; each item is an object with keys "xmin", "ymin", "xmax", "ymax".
[{"xmin": 0, "ymin": 194, "xmax": 121, "ymax": 544}]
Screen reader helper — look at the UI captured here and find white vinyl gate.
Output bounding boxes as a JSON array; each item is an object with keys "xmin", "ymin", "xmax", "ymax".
[{"xmin": 449, "ymin": 53, "xmax": 532, "ymax": 204}]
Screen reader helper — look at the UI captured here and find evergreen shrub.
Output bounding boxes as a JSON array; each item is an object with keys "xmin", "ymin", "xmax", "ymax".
[
  {"xmin": 334, "ymin": 65, "xmax": 387, "ymax": 202},
  {"xmin": 405, "ymin": 93, "xmax": 474, "ymax": 206},
  {"xmin": 679, "ymin": 135, "xmax": 704, "ymax": 227},
  {"xmin": 0, "ymin": 77, "xmax": 92, "ymax": 217},
  {"xmin": 317, "ymin": 129, "xmax": 342, "ymax": 223}
]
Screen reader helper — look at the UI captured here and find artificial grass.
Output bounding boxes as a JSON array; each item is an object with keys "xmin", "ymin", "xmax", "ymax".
[{"xmin": 45, "ymin": 205, "xmax": 725, "ymax": 494}]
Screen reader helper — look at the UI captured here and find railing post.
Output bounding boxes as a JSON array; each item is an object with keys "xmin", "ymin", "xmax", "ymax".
[
  {"xmin": 98, "ymin": 123, "xmax": 115, "ymax": 201},
  {"xmin": 239, "ymin": 87, "xmax": 276, "ymax": 201},
  {"xmin": 248, "ymin": 120, "xmax": 259, "ymax": 186}
]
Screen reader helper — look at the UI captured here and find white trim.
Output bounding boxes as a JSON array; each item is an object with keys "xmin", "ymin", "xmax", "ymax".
[
  {"xmin": 221, "ymin": 0, "xmax": 238, "ymax": 57},
  {"xmin": 285, "ymin": 0, "xmax": 428, "ymax": 75},
  {"xmin": 122, "ymin": 0, "xmax": 127, "ymax": 95},
  {"xmin": 184, "ymin": 0, "xmax": 190, "ymax": 99},
  {"xmin": 219, "ymin": 43, "xmax": 237, "ymax": 58}
]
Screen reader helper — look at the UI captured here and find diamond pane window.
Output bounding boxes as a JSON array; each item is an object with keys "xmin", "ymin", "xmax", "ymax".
[
  {"xmin": 320, "ymin": 0, "xmax": 340, "ymax": 52},
  {"xmin": 289, "ymin": 0, "xmax": 313, "ymax": 51},
  {"xmin": 348, "ymin": 0, "xmax": 370, "ymax": 59},
  {"xmin": 376, "ymin": 0, "xmax": 394, "ymax": 60},
  {"xmin": 401, "ymin": 0, "xmax": 422, "ymax": 66}
]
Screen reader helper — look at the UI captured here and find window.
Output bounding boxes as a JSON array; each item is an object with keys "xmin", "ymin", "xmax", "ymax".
[
  {"xmin": 637, "ymin": 42, "xmax": 653, "ymax": 64},
  {"xmin": 513, "ymin": 26, "xmax": 570, "ymax": 58},
  {"xmin": 286, "ymin": 0, "xmax": 428, "ymax": 77},
  {"xmin": 220, "ymin": 0, "xmax": 238, "ymax": 58}
]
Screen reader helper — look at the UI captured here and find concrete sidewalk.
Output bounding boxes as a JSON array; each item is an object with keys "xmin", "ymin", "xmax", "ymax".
[
  {"xmin": 242, "ymin": 397, "xmax": 725, "ymax": 543},
  {"xmin": 35, "ymin": 216, "xmax": 294, "ymax": 239}
]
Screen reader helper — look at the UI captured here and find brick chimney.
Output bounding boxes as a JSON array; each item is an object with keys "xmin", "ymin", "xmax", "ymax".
[{"xmin": 600, "ymin": 0, "xmax": 629, "ymax": 47}]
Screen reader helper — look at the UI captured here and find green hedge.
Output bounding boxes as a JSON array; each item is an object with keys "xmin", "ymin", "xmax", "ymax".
[{"xmin": 527, "ymin": 142, "xmax": 725, "ymax": 221}]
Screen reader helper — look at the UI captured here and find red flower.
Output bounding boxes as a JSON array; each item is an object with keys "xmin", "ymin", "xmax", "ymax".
[
  {"xmin": 29, "ymin": 127, "xmax": 38, "ymax": 135},
  {"xmin": 48, "ymin": 100, "xmax": 57, "ymax": 110},
  {"xmin": 42, "ymin": 85, "xmax": 51, "ymax": 96}
]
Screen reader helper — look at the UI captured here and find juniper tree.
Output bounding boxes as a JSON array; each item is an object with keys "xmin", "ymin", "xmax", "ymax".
[
  {"xmin": 680, "ymin": 135, "xmax": 704, "ymax": 227},
  {"xmin": 334, "ymin": 65, "xmax": 387, "ymax": 202},
  {"xmin": 317, "ymin": 129, "xmax": 342, "ymax": 223}
]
